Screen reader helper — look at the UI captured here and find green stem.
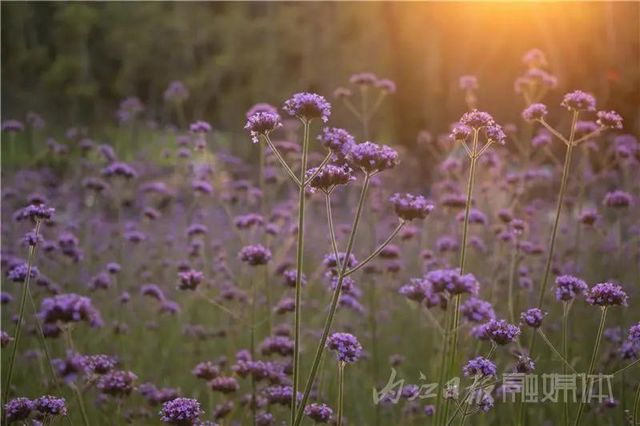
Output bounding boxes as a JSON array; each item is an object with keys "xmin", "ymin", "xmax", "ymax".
[
  {"xmin": 573, "ymin": 307, "xmax": 608, "ymax": 425},
  {"xmin": 345, "ymin": 221, "xmax": 405, "ymax": 277},
  {"xmin": 2, "ymin": 220, "xmax": 41, "ymax": 405},
  {"xmin": 633, "ymin": 383, "xmax": 640, "ymax": 425},
  {"xmin": 325, "ymin": 193, "xmax": 341, "ymax": 270},
  {"xmin": 291, "ymin": 120, "xmax": 310, "ymax": 423},
  {"xmin": 337, "ymin": 362, "xmax": 345, "ymax": 426},
  {"xmin": 535, "ymin": 111, "xmax": 578, "ymax": 310},
  {"xmin": 293, "ymin": 174, "xmax": 371, "ymax": 426},
  {"xmin": 250, "ymin": 275, "xmax": 257, "ymax": 426},
  {"xmin": 442, "ymin": 130, "xmax": 479, "ymax": 424},
  {"xmin": 507, "ymin": 239, "xmax": 520, "ymax": 325}
]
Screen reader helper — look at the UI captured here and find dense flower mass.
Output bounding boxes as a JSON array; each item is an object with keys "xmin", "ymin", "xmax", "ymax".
[
  {"xmin": 304, "ymin": 402, "xmax": 333, "ymax": 423},
  {"xmin": 347, "ymin": 142, "xmax": 399, "ymax": 174},
  {"xmin": 522, "ymin": 103, "xmax": 548, "ymax": 121},
  {"xmin": 306, "ymin": 164, "xmax": 355, "ymax": 193},
  {"xmin": 459, "ymin": 110, "xmax": 495, "ymax": 129},
  {"xmin": 245, "ymin": 112, "xmax": 283, "ymax": 143},
  {"xmin": 603, "ymin": 190, "xmax": 632, "ymax": 208},
  {"xmin": 586, "ymin": 282, "xmax": 629, "ymax": 307},
  {"xmin": 39, "ymin": 293, "xmax": 103, "ymax": 328},
  {"xmin": 239, "ymin": 244, "xmax": 272, "ymax": 266},
  {"xmin": 283, "ymin": 92, "xmax": 331, "ymax": 122},
  {"xmin": 326, "ymin": 332, "xmax": 363, "ymax": 364},
  {"xmin": 560, "ymin": 90, "xmax": 596, "ymax": 111},
  {"xmin": 389, "ymin": 193, "xmax": 434, "ymax": 221},
  {"xmin": 318, "ymin": 127, "xmax": 355, "ymax": 160},
  {"xmin": 97, "ymin": 370, "xmax": 137, "ymax": 396},
  {"xmin": 595, "ymin": 110, "xmax": 623, "ymax": 129},
  {"xmin": 4, "ymin": 397, "xmax": 33, "ymax": 422},
  {"xmin": 520, "ymin": 308, "xmax": 546, "ymax": 328},
  {"xmin": 189, "ymin": 120, "xmax": 212, "ymax": 133},
  {"xmin": 160, "ymin": 398, "xmax": 203, "ymax": 425},
  {"xmin": 483, "ymin": 319, "xmax": 521, "ymax": 345},
  {"xmin": 555, "ymin": 275, "xmax": 588, "ymax": 301},
  {"xmin": 33, "ymin": 395, "xmax": 67, "ymax": 417},
  {"xmin": 463, "ymin": 356, "xmax": 497, "ymax": 377}
]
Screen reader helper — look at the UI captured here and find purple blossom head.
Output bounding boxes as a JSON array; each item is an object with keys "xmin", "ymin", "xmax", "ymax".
[
  {"xmin": 323, "ymin": 252, "xmax": 357, "ymax": 270},
  {"xmin": 209, "ymin": 376, "xmax": 239, "ymax": 394},
  {"xmin": 555, "ymin": 275, "xmax": 588, "ymax": 302},
  {"xmin": 306, "ymin": 164, "xmax": 355, "ymax": 193},
  {"xmin": 3, "ymin": 397, "xmax": 33, "ymax": 422},
  {"xmin": 484, "ymin": 319, "xmax": 521, "ymax": 345},
  {"xmin": 459, "ymin": 75, "xmax": 479, "ymax": 91},
  {"xmin": 459, "ymin": 110, "xmax": 495, "ymax": 129},
  {"xmin": 263, "ymin": 385, "xmax": 301, "ymax": 406},
  {"xmin": 522, "ymin": 48, "xmax": 548, "ymax": 67},
  {"xmin": 14, "ymin": 204, "xmax": 55, "ymax": 223},
  {"xmin": 376, "ymin": 78, "xmax": 396, "ymax": 93},
  {"xmin": 260, "ymin": 335, "xmax": 294, "ymax": 357},
  {"xmin": 522, "ymin": 103, "xmax": 548, "ymax": 121},
  {"xmin": 603, "ymin": 190, "xmax": 632, "ymax": 208},
  {"xmin": 389, "ymin": 193, "xmax": 434, "ymax": 221},
  {"xmin": 486, "ymin": 124, "xmax": 507, "ymax": 145},
  {"xmin": 85, "ymin": 354, "xmax": 118, "ymax": 375},
  {"xmin": 463, "ymin": 356, "xmax": 497, "ymax": 378},
  {"xmin": 97, "ymin": 370, "xmax": 137, "ymax": 397},
  {"xmin": 461, "ymin": 298, "xmax": 495, "ymax": 323},
  {"xmin": 326, "ymin": 332, "xmax": 363, "ymax": 364},
  {"xmin": 189, "ymin": 121, "xmax": 212, "ymax": 134},
  {"xmin": 192, "ymin": 361, "xmax": 220, "ymax": 380},
  {"xmin": 102, "ymin": 162, "xmax": 137, "ymax": 179},
  {"xmin": 159, "ymin": 397, "xmax": 203, "ymax": 425},
  {"xmin": 596, "ymin": 110, "xmax": 623, "ymax": 129},
  {"xmin": 586, "ymin": 282, "xmax": 628, "ymax": 307},
  {"xmin": 349, "ymin": 72, "xmax": 377, "ymax": 86},
  {"xmin": 2, "ymin": 119, "xmax": 25, "ymax": 132},
  {"xmin": 178, "ymin": 269, "xmax": 204, "ymax": 291},
  {"xmin": 333, "ymin": 87, "xmax": 352, "ymax": 99},
  {"xmin": 7, "ymin": 263, "xmax": 39, "ymax": 282},
  {"xmin": 425, "ymin": 268, "xmax": 479, "ymax": 296},
  {"xmin": 239, "ymin": 244, "xmax": 272, "ymax": 266},
  {"xmin": 628, "ymin": 322, "xmax": 640, "ymax": 345},
  {"xmin": 283, "ymin": 92, "xmax": 331, "ymax": 122},
  {"xmin": 450, "ymin": 123, "xmax": 472, "ymax": 141},
  {"xmin": 347, "ymin": 141, "xmax": 399, "ymax": 174},
  {"xmin": 164, "ymin": 81, "xmax": 190, "ymax": 103},
  {"xmin": 141, "ymin": 284, "xmax": 165, "ymax": 301},
  {"xmin": 304, "ymin": 402, "xmax": 333, "ymax": 423},
  {"xmin": 318, "ymin": 127, "xmax": 355, "ymax": 160},
  {"xmin": 561, "ymin": 90, "xmax": 596, "ymax": 111},
  {"xmin": 39, "ymin": 293, "xmax": 103, "ymax": 328},
  {"xmin": 33, "ymin": 395, "xmax": 67, "ymax": 417},
  {"xmin": 520, "ymin": 308, "xmax": 546, "ymax": 328},
  {"xmin": 245, "ymin": 112, "xmax": 283, "ymax": 143}
]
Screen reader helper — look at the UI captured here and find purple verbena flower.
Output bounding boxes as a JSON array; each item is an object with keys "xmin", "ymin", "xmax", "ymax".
[
  {"xmin": 463, "ymin": 356, "xmax": 497, "ymax": 378},
  {"xmin": 555, "ymin": 275, "xmax": 588, "ymax": 302},
  {"xmin": 561, "ymin": 90, "xmax": 596, "ymax": 111},
  {"xmin": 160, "ymin": 397, "xmax": 203, "ymax": 425},
  {"xmin": 326, "ymin": 332, "xmax": 363, "ymax": 364},
  {"xmin": 520, "ymin": 308, "xmax": 546, "ymax": 328},
  {"xmin": 586, "ymin": 282, "xmax": 628, "ymax": 307},
  {"xmin": 389, "ymin": 193, "xmax": 434, "ymax": 221},
  {"xmin": 283, "ymin": 92, "xmax": 331, "ymax": 122}
]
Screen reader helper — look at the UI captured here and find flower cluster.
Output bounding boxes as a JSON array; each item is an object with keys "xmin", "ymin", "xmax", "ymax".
[
  {"xmin": 238, "ymin": 244, "xmax": 272, "ymax": 266},
  {"xmin": 555, "ymin": 275, "xmax": 588, "ymax": 302},
  {"xmin": 283, "ymin": 92, "xmax": 331, "ymax": 122},
  {"xmin": 347, "ymin": 142, "xmax": 399, "ymax": 174},
  {"xmin": 245, "ymin": 112, "xmax": 283, "ymax": 143},
  {"xmin": 463, "ymin": 356, "xmax": 497, "ymax": 378},
  {"xmin": 586, "ymin": 282, "xmax": 629, "ymax": 307},
  {"xmin": 39, "ymin": 293, "xmax": 103, "ymax": 328},
  {"xmin": 159, "ymin": 397, "xmax": 203, "ymax": 425},
  {"xmin": 389, "ymin": 193, "xmax": 434, "ymax": 221},
  {"xmin": 326, "ymin": 332, "xmax": 363, "ymax": 364}
]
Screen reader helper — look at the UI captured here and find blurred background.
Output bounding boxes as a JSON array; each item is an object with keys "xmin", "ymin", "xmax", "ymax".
[{"xmin": 2, "ymin": 1, "xmax": 639, "ymax": 146}]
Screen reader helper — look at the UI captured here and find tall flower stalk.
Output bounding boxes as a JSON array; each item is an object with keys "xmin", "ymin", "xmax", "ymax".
[
  {"xmin": 3, "ymin": 221, "xmax": 40, "ymax": 405},
  {"xmin": 520, "ymin": 93, "xmax": 623, "ymax": 350},
  {"xmin": 245, "ymin": 92, "xmax": 332, "ymax": 423},
  {"xmin": 438, "ymin": 111, "xmax": 505, "ymax": 425}
]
